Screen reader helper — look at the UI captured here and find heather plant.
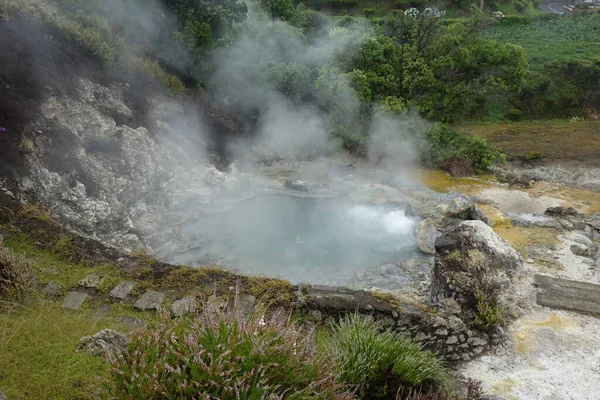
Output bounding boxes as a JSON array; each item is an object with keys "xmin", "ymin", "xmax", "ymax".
[
  {"xmin": 323, "ymin": 314, "xmax": 449, "ymax": 400},
  {"xmin": 0, "ymin": 244, "xmax": 35, "ymax": 306},
  {"xmin": 107, "ymin": 297, "xmax": 354, "ymax": 399}
]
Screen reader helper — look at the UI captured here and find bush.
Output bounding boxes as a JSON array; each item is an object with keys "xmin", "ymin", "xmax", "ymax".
[
  {"xmin": 108, "ymin": 298, "xmax": 353, "ymax": 399},
  {"xmin": 323, "ymin": 314, "xmax": 449, "ymax": 399},
  {"xmin": 506, "ymin": 108, "xmax": 523, "ymax": 120},
  {"xmin": 421, "ymin": 124, "xmax": 505, "ymax": 173},
  {"xmin": 363, "ymin": 8, "xmax": 376, "ymax": 18},
  {"xmin": 514, "ymin": 0, "xmax": 527, "ymax": 12},
  {"xmin": 140, "ymin": 59, "xmax": 186, "ymax": 96},
  {"xmin": 0, "ymin": 244, "xmax": 34, "ymax": 305}
]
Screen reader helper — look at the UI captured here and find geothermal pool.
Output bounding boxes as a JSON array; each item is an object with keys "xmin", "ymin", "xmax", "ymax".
[{"xmin": 168, "ymin": 194, "xmax": 419, "ymax": 287}]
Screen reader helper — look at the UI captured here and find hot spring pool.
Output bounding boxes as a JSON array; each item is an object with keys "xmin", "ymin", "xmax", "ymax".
[{"xmin": 167, "ymin": 195, "xmax": 419, "ymax": 287}]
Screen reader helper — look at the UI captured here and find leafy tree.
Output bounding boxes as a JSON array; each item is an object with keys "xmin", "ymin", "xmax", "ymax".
[{"xmin": 260, "ymin": 0, "xmax": 296, "ymax": 21}]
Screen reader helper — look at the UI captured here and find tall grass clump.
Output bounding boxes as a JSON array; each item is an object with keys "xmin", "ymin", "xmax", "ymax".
[
  {"xmin": 108, "ymin": 298, "xmax": 354, "ymax": 399},
  {"xmin": 0, "ymin": 244, "xmax": 34, "ymax": 306},
  {"xmin": 323, "ymin": 314, "xmax": 450, "ymax": 400}
]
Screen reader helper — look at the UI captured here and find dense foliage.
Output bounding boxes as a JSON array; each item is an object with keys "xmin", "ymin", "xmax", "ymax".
[
  {"xmin": 109, "ymin": 302, "xmax": 354, "ymax": 399},
  {"xmin": 323, "ymin": 314, "xmax": 449, "ymax": 399}
]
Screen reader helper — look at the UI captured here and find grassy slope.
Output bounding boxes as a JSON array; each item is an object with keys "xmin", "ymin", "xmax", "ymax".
[
  {"xmin": 457, "ymin": 120, "xmax": 600, "ymax": 165},
  {"xmin": 483, "ymin": 15, "xmax": 600, "ymax": 68}
]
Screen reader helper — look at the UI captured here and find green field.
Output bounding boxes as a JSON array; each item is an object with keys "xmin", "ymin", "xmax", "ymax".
[{"xmin": 483, "ymin": 15, "xmax": 600, "ymax": 67}]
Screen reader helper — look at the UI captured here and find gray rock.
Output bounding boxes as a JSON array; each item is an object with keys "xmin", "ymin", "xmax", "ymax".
[
  {"xmin": 309, "ymin": 309, "xmax": 323, "ymax": 321},
  {"xmin": 119, "ymin": 315, "xmax": 147, "ymax": 329},
  {"xmin": 77, "ymin": 273, "xmax": 105, "ymax": 289},
  {"xmin": 62, "ymin": 292, "xmax": 90, "ymax": 310},
  {"xmin": 171, "ymin": 297, "xmax": 196, "ymax": 318},
  {"xmin": 468, "ymin": 337, "xmax": 489, "ymax": 347},
  {"xmin": 94, "ymin": 304, "xmax": 111, "ymax": 319},
  {"xmin": 379, "ymin": 263, "xmax": 402, "ymax": 277},
  {"xmin": 0, "ymin": 389, "xmax": 7, "ymax": 400},
  {"xmin": 134, "ymin": 291, "xmax": 165, "ymax": 311},
  {"xmin": 109, "ymin": 281, "xmax": 135, "ymax": 300},
  {"xmin": 558, "ymin": 219, "xmax": 574, "ymax": 230},
  {"xmin": 237, "ymin": 294, "xmax": 257, "ymax": 313},
  {"xmin": 456, "ymin": 220, "xmax": 523, "ymax": 271},
  {"xmin": 446, "ymin": 335, "xmax": 459, "ymax": 344},
  {"xmin": 545, "ymin": 206, "xmax": 580, "ymax": 217},
  {"xmin": 507, "ymin": 213, "xmax": 561, "ymax": 229},
  {"xmin": 40, "ymin": 281, "xmax": 62, "ymax": 297},
  {"xmin": 572, "ymin": 233, "xmax": 593, "ymax": 248},
  {"xmin": 435, "ymin": 328, "xmax": 448, "ymax": 336},
  {"xmin": 78, "ymin": 329, "xmax": 129, "ymax": 361},
  {"xmin": 418, "ymin": 218, "xmax": 441, "ymax": 254},
  {"xmin": 448, "ymin": 316, "xmax": 466, "ymax": 332},
  {"xmin": 570, "ymin": 244, "xmax": 588, "ymax": 257}
]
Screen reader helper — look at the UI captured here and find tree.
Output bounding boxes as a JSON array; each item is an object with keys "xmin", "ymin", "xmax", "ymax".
[{"xmin": 260, "ymin": 0, "xmax": 296, "ymax": 21}]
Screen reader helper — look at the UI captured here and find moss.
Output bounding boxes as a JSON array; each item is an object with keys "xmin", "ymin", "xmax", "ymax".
[
  {"xmin": 18, "ymin": 204, "xmax": 53, "ymax": 223},
  {"xmin": 245, "ymin": 276, "xmax": 295, "ymax": 306}
]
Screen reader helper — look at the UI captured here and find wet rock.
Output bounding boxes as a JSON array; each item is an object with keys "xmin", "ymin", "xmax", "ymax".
[
  {"xmin": 380, "ymin": 263, "xmax": 402, "ymax": 277},
  {"xmin": 418, "ymin": 218, "xmax": 441, "ymax": 254},
  {"xmin": 134, "ymin": 291, "xmax": 164, "ymax": 311},
  {"xmin": 109, "ymin": 281, "xmax": 135, "ymax": 300},
  {"xmin": 78, "ymin": 329, "xmax": 129, "ymax": 361},
  {"xmin": 40, "ymin": 281, "xmax": 62, "ymax": 297},
  {"xmin": 171, "ymin": 297, "xmax": 196, "ymax": 318},
  {"xmin": 570, "ymin": 244, "xmax": 588, "ymax": 257},
  {"xmin": 77, "ymin": 273, "xmax": 105, "ymax": 289},
  {"xmin": 62, "ymin": 292, "xmax": 90, "ymax": 310},
  {"xmin": 545, "ymin": 206, "xmax": 580, "ymax": 217},
  {"xmin": 507, "ymin": 213, "xmax": 561, "ymax": 229},
  {"xmin": 119, "ymin": 316, "xmax": 147, "ymax": 329},
  {"xmin": 558, "ymin": 219, "xmax": 574, "ymax": 230}
]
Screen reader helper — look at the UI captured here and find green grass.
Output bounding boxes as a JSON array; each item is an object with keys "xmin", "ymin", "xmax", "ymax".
[
  {"xmin": 0, "ymin": 300, "xmax": 118, "ymax": 399},
  {"xmin": 2, "ymin": 234, "xmax": 122, "ymax": 293},
  {"xmin": 483, "ymin": 15, "xmax": 600, "ymax": 68}
]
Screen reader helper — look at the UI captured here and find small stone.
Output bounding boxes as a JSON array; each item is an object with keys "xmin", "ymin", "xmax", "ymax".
[
  {"xmin": 446, "ymin": 336, "xmax": 459, "ymax": 344},
  {"xmin": 62, "ymin": 292, "xmax": 90, "ymax": 310},
  {"xmin": 94, "ymin": 304, "xmax": 111, "ymax": 319},
  {"xmin": 109, "ymin": 281, "xmax": 136, "ymax": 300},
  {"xmin": 171, "ymin": 297, "xmax": 196, "ymax": 318},
  {"xmin": 238, "ymin": 294, "xmax": 257, "ymax": 313},
  {"xmin": 78, "ymin": 329, "xmax": 129, "ymax": 361},
  {"xmin": 450, "ymin": 354, "xmax": 461, "ymax": 361},
  {"xmin": 309, "ymin": 309, "xmax": 323, "ymax": 321},
  {"xmin": 40, "ymin": 281, "xmax": 62, "ymax": 297},
  {"xmin": 461, "ymin": 354, "xmax": 471, "ymax": 361},
  {"xmin": 78, "ymin": 273, "xmax": 105, "ymax": 289},
  {"xmin": 558, "ymin": 219, "xmax": 574, "ymax": 230},
  {"xmin": 435, "ymin": 328, "xmax": 448, "ymax": 336},
  {"xmin": 472, "ymin": 346, "xmax": 485, "ymax": 355},
  {"xmin": 570, "ymin": 244, "xmax": 588, "ymax": 257},
  {"xmin": 573, "ymin": 233, "xmax": 593, "ymax": 247},
  {"xmin": 459, "ymin": 334, "xmax": 466, "ymax": 343},
  {"xmin": 431, "ymin": 316, "xmax": 448, "ymax": 328},
  {"xmin": 134, "ymin": 291, "xmax": 165, "ymax": 311},
  {"xmin": 468, "ymin": 337, "xmax": 489, "ymax": 347},
  {"xmin": 414, "ymin": 332, "xmax": 431, "ymax": 341},
  {"xmin": 119, "ymin": 316, "xmax": 147, "ymax": 329},
  {"xmin": 447, "ymin": 316, "xmax": 466, "ymax": 332},
  {"xmin": 526, "ymin": 258, "xmax": 534, "ymax": 264}
]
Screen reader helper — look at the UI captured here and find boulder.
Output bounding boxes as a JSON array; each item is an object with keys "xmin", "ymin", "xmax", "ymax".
[
  {"xmin": 78, "ymin": 329, "xmax": 129, "ymax": 361},
  {"xmin": 134, "ymin": 291, "xmax": 164, "ymax": 311},
  {"xmin": 436, "ymin": 193, "xmax": 489, "ymax": 224},
  {"xmin": 40, "ymin": 281, "xmax": 62, "ymax": 297},
  {"xmin": 109, "ymin": 281, "xmax": 135, "ymax": 300},
  {"xmin": 545, "ymin": 206, "xmax": 580, "ymax": 217},
  {"xmin": 171, "ymin": 297, "xmax": 196, "ymax": 318},
  {"xmin": 62, "ymin": 292, "xmax": 90, "ymax": 310},
  {"xmin": 418, "ymin": 218, "xmax": 441, "ymax": 254},
  {"xmin": 570, "ymin": 244, "xmax": 588, "ymax": 257},
  {"xmin": 452, "ymin": 220, "xmax": 522, "ymax": 271}
]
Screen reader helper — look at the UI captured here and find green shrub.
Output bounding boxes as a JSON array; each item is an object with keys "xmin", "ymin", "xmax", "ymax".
[
  {"xmin": 0, "ymin": 245, "xmax": 34, "ymax": 306},
  {"xmin": 421, "ymin": 124, "xmax": 505, "ymax": 173},
  {"xmin": 108, "ymin": 299, "xmax": 353, "ymax": 399},
  {"xmin": 141, "ymin": 59, "xmax": 186, "ymax": 96},
  {"xmin": 525, "ymin": 151, "xmax": 543, "ymax": 160},
  {"xmin": 506, "ymin": 108, "xmax": 523, "ymax": 120},
  {"xmin": 363, "ymin": 8, "xmax": 376, "ymax": 18},
  {"xmin": 514, "ymin": 0, "xmax": 527, "ymax": 12},
  {"xmin": 323, "ymin": 314, "xmax": 449, "ymax": 399}
]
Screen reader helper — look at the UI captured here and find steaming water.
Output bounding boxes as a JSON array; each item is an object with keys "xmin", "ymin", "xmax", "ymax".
[{"xmin": 172, "ymin": 195, "xmax": 418, "ymax": 287}]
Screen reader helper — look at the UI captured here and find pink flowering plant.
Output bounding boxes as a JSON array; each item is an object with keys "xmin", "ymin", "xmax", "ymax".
[{"xmin": 106, "ymin": 295, "xmax": 354, "ymax": 400}]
